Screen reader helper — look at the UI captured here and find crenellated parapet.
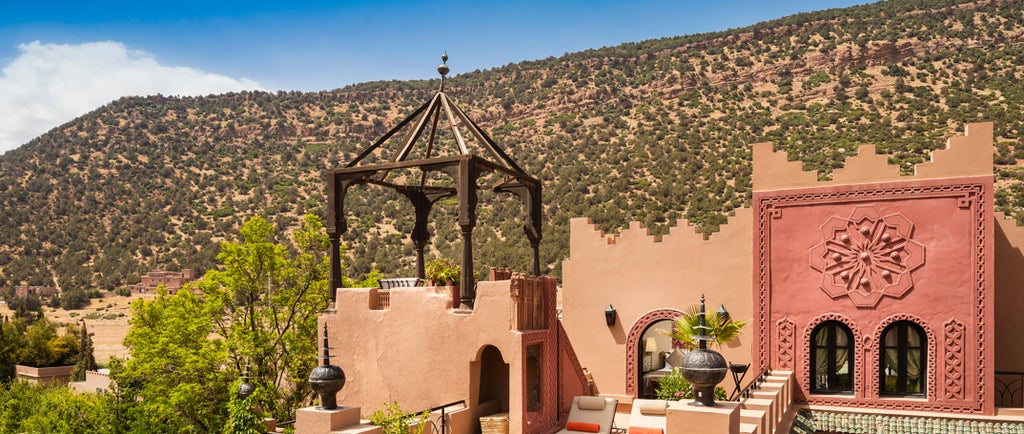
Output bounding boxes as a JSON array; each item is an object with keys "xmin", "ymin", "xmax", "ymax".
[
  {"xmin": 569, "ymin": 208, "xmax": 752, "ymax": 247},
  {"xmin": 754, "ymin": 122, "xmax": 993, "ymax": 191}
]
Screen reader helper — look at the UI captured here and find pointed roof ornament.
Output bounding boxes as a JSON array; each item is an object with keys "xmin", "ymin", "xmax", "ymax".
[
  {"xmin": 438, "ymin": 51, "xmax": 449, "ymax": 92},
  {"xmin": 344, "ymin": 52, "xmax": 527, "ymax": 176}
]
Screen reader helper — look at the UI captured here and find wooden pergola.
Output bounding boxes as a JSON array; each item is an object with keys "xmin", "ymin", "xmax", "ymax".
[{"xmin": 326, "ymin": 54, "xmax": 542, "ymax": 310}]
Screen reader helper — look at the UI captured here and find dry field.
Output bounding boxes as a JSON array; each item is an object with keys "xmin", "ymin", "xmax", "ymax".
[{"xmin": 0, "ymin": 293, "xmax": 148, "ymax": 365}]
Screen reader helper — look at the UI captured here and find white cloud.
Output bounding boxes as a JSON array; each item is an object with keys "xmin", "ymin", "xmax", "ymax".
[{"xmin": 0, "ymin": 41, "xmax": 262, "ymax": 153}]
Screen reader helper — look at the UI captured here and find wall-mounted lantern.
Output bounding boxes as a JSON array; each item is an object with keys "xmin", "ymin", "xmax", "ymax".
[
  {"xmin": 717, "ymin": 304, "xmax": 731, "ymax": 322},
  {"xmin": 605, "ymin": 305, "xmax": 617, "ymax": 326}
]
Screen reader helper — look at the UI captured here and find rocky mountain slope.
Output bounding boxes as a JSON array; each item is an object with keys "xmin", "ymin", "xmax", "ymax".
[{"xmin": 2, "ymin": 0, "xmax": 1023, "ymax": 290}]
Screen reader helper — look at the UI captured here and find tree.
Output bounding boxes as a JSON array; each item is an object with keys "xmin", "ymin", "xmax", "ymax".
[
  {"xmin": 0, "ymin": 381, "xmax": 115, "ymax": 433},
  {"xmin": 224, "ymin": 383, "xmax": 267, "ymax": 434},
  {"xmin": 71, "ymin": 321, "xmax": 98, "ymax": 381},
  {"xmin": 113, "ymin": 287, "xmax": 230, "ymax": 433},
  {"xmin": 0, "ymin": 317, "xmax": 25, "ymax": 383},
  {"xmin": 197, "ymin": 214, "xmax": 329, "ymax": 421},
  {"xmin": 18, "ymin": 317, "xmax": 78, "ymax": 368}
]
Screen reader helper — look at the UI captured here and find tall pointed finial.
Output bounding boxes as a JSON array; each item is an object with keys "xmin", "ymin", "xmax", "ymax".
[
  {"xmin": 438, "ymin": 51, "xmax": 449, "ymax": 92},
  {"xmin": 698, "ymin": 293, "xmax": 707, "ymax": 350},
  {"xmin": 320, "ymin": 323, "xmax": 332, "ymax": 366},
  {"xmin": 309, "ymin": 323, "xmax": 346, "ymax": 409}
]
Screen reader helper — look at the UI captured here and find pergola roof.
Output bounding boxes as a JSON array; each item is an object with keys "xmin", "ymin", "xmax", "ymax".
[{"xmin": 326, "ymin": 54, "xmax": 542, "ymax": 310}]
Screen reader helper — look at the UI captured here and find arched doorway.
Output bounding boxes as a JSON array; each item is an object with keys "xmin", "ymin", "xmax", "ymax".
[
  {"xmin": 636, "ymin": 320, "xmax": 675, "ymax": 398},
  {"xmin": 624, "ymin": 309, "xmax": 681, "ymax": 397},
  {"xmin": 478, "ymin": 345, "xmax": 509, "ymax": 413}
]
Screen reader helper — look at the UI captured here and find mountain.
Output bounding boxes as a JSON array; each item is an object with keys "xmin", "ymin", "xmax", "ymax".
[{"xmin": 2, "ymin": 0, "xmax": 1023, "ymax": 290}]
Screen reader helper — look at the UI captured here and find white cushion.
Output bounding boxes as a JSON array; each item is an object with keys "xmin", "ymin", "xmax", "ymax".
[
  {"xmin": 577, "ymin": 396, "xmax": 607, "ymax": 411},
  {"xmin": 636, "ymin": 400, "xmax": 667, "ymax": 415}
]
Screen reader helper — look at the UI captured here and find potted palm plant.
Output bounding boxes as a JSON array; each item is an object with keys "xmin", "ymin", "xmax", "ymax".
[
  {"xmin": 667, "ymin": 302, "xmax": 748, "ymax": 350},
  {"xmin": 667, "ymin": 296, "xmax": 748, "ymax": 406}
]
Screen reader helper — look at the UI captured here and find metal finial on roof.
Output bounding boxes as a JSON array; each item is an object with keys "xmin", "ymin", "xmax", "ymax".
[{"xmin": 438, "ymin": 51, "xmax": 449, "ymax": 92}]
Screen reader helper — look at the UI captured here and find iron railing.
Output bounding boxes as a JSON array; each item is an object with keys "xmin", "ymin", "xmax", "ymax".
[
  {"xmin": 730, "ymin": 367, "xmax": 771, "ymax": 401},
  {"xmin": 414, "ymin": 400, "xmax": 467, "ymax": 434},
  {"xmin": 996, "ymin": 371, "xmax": 1024, "ymax": 408}
]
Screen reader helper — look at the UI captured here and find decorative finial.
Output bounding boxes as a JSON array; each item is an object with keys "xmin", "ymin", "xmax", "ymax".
[
  {"xmin": 438, "ymin": 51, "xmax": 449, "ymax": 92},
  {"xmin": 321, "ymin": 324, "xmax": 332, "ymax": 366},
  {"xmin": 237, "ymin": 362, "xmax": 255, "ymax": 399},
  {"xmin": 308, "ymin": 323, "xmax": 346, "ymax": 409},
  {"xmin": 698, "ymin": 293, "xmax": 707, "ymax": 350}
]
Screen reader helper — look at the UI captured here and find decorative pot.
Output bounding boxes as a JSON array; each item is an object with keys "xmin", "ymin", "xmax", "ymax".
[{"xmin": 680, "ymin": 348, "xmax": 728, "ymax": 406}]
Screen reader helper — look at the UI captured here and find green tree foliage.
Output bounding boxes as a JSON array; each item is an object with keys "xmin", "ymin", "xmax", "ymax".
[
  {"xmin": 224, "ymin": 383, "xmax": 267, "ymax": 434},
  {"xmin": 71, "ymin": 321, "xmax": 98, "ymax": 382},
  {"xmin": 60, "ymin": 287, "xmax": 91, "ymax": 310},
  {"xmin": 0, "ymin": 381, "xmax": 115, "ymax": 433},
  {"xmin": 0, "ymin": 318, "xmax": 23, "ymax": 383},
  {"xmin": 18, "ymin": 317, "xmax": 79, "ymax": 368},
  {"xmin": 197, "ymin": 214, "xmax": 329, "ymax": 422},
  {"xmin": 369, "ymin": 401, "xmax": 429, "ymax": 434},
  {"xmin": 114, "ymin": 287, "xmax": 230, "ymax": 433}
]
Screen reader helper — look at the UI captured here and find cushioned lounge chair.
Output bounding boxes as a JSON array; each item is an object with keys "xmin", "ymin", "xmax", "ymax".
[
  {"xmin": 556, "ymin": 396, "xmax": 618, "ymax": 434},
  {"xmin": 627, "ymin": 399, "xmax": 668, "ymax": 434}
]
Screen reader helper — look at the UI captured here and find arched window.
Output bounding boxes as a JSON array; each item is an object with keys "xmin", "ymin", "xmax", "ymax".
[
  {"xmin": 810, "ymin": 321, "xmax": 854, "ymax": 394},
  {"xmin": 879, "ymin": 321, "xmax": 926, "ymax": 396}
]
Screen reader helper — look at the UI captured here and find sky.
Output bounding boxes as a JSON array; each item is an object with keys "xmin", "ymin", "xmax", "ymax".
[{"xmin": 0, "ymin": 0, "xmax": 876, "ymax": 154}]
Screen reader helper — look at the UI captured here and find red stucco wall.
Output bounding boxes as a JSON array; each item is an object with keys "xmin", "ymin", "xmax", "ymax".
[{"xmin": 754, "ymin": 176, "xmax": 994, "ymax": 414}]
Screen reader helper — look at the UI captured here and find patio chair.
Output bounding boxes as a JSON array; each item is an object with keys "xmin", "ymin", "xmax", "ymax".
[
  {"xmin": 556, "ymin": 396, "xmax": 618, "ymax": 434},
  {"xmin": 627, "ymin": 399, "xmax": 667, "ymax": 434}
]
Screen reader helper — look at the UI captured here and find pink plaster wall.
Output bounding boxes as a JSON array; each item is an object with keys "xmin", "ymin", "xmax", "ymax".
[
  {"xmin": 326, "ymin": 282, "xmax": 524, "ymax": 433},
  {"xmin": 561, "ymin": 210, "xmax": 754, "ymax": 400},
  {"xmin": 754, "ymin": 177, "xmax": 993, "ymax": 414},
  {"xmin": 324, "ymin": 277, "xmax": 587, "ymax": 434},
  {"xmin": 752, "ymin": 123, "xmax": 996, "ymax": 415}
]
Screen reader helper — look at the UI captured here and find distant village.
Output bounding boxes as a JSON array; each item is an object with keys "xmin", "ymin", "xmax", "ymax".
[{"xmin": 1, "ymin": 268, "xmax": 196, "ymax": 299}]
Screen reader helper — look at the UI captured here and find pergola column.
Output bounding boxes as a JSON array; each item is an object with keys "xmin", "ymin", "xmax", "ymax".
[
  {"xmin": 456, "ymin": 159, "xmax": 480, "ymax": 310},
  {"xmin": 326, "ymin": 175, "xmax": 361, "ymax": 306}
]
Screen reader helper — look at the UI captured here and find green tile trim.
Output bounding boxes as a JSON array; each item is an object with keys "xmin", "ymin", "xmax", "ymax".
[{"xmin": 793, "ymin": 409, "xmax": 1024, "ymax": 434}]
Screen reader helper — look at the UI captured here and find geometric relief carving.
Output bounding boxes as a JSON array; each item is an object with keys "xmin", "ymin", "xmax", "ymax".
[
  {"xmin": 757, "ymin": 181, "xmax": 987, "ymax": 413},
  {"xmin": 809, "ymin": 205, "xmax": 926, "ymax": 307},
  {"xmin": 777, "ymin": 317, "xmax": 795, "ymax": 370},
  {"xmin": 943, "ymin": 319, "xmax": 965, "ymax": 400}
]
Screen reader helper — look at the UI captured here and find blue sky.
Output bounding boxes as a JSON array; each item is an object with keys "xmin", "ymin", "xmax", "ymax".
[{"xmin": 0, "ymin": 0, "xmax": 875, "ymax": 153}]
